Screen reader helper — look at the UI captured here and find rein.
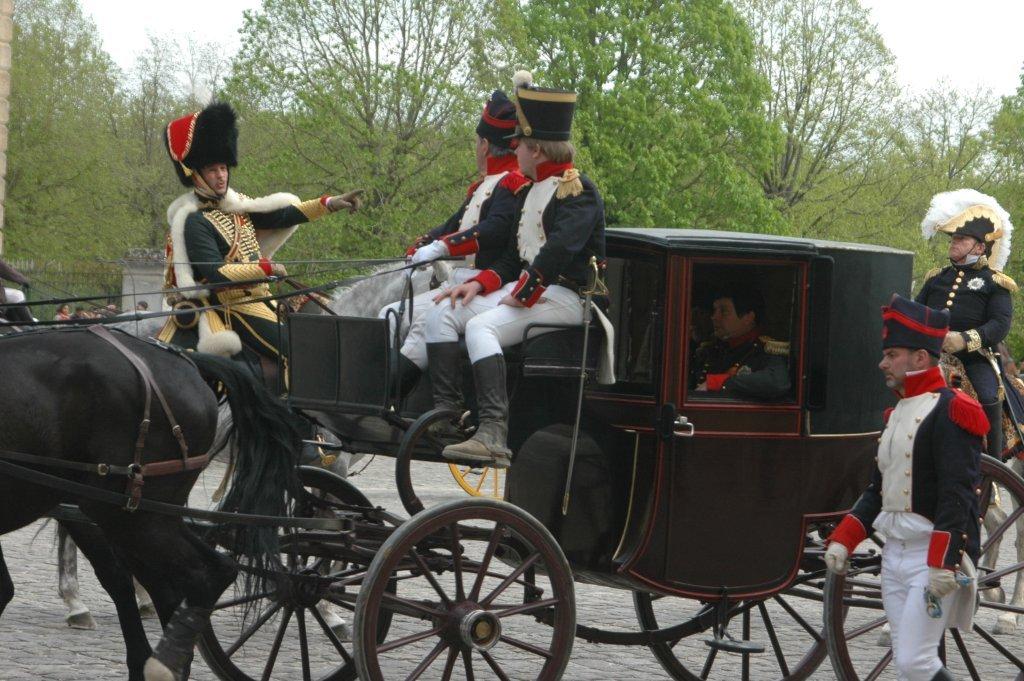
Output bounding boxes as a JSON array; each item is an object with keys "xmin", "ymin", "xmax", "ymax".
[{"xmin": 0, "ymin": 259, "xmax": 430, "ymax": 329}]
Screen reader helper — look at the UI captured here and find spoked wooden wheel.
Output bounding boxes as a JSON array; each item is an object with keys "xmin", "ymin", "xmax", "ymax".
[
  {"xmin": 633, "ymin": 575, "xmax": 829, "ymax": 679},
  {"xmin": 353, "ymin": 498, "xmax": 575, "ymax": 680},
  {"xmin": 448, "ymin": 463, "xmax": 506, "ymax": 500},
  {"xmin": 824, "ymin": 455, "xmax": 1024, "ymax": 680},
  {"xmin": 199, "ymin": 467, "xmax": 393, "ymax": 681}
]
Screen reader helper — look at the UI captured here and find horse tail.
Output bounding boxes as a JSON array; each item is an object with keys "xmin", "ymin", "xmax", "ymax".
[{"xmin": 187, "ymin": 352, "xmax": 302, "ymax": 577}]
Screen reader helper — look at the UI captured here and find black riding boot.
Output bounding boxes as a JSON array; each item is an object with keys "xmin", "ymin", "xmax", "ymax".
[
  {"xmin": 426, "ymin": 342, "xmax": 464, "ymax": 410},
  {"xmin": 442, "ymin": 354, "xmax": 511, "ymax": 467},
  {"xmin": 983, "ymin": 400, "xmax": 1004, "ymax": 458},
  {"xmin": 394, "ymin": 353, "xmax": 422, "ymax": 401},
  {"xmin": 2, "ymin": 304, "xmax": 32, "ymax": 323},
  {"xmin": 930, "ymin": 667, "xmax": 955, "ymax": 680}
]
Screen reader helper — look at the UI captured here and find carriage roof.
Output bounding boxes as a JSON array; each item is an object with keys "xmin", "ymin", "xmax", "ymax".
[{"xmin": 606, "ymin": 227, "xmax": 913, "ymax": 258}]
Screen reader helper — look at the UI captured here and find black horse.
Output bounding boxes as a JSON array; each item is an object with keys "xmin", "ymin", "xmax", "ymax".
[{"xmin": 0, "ymin": 326, "xmax": 303, "ymax": 680}]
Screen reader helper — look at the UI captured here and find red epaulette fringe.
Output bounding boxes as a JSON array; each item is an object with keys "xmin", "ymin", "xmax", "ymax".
[
  {"xmin": 500, "ymin": 171, "xmax": 531, "ymax": 195},
  {"xmin": 949, "ymin": 389, "xmax": 989, "ymax": 437}
]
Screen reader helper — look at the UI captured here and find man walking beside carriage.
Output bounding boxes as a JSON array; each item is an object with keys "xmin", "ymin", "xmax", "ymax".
[
  {"xmin": 158, "ymin": 101, "xmax": 363, "ymax": 371},
  {"xmin": 825, "ymin": 295, "xmax": 986, "ymax": 681},
  {"xmin": 423, "ymin": 70, "xmax": 607, "ymax": 468},
  {"xmin": 915, "ymin": 189, "xmax": 1015, "ymax": 457},
  {"xmin": 382, "ymin": 89, "xmax": 529, "ymax": 394}
]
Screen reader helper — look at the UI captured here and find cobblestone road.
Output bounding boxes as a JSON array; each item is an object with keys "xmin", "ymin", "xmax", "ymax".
[{"xmin": 2, "ymin": 455, "xmax": 1021, "ymax": 679}]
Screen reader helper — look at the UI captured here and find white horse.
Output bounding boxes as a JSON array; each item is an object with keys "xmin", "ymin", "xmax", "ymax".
[{"xmin": 53, "ymin": 260, "xmax": 445, "ymax": 631}]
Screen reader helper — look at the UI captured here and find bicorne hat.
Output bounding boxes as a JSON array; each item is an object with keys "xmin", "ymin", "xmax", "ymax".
[
  {"xmin": 510, "ymin": 71, "xmax": 576, "ymax": 141},
  {"xmin": 920, "ymin": 189, "xmax": 1013, "ymax": 271},
  {"xmin": 165, "ymin": 102, "xmax": 239, "ymax": 187},
  {"xmin": 476, "ymin": 90, "xmax": 518, "ymax": 148},
  {"xmin": 881, "ymin": 294, "xmax": 949, "ymax": 357}
]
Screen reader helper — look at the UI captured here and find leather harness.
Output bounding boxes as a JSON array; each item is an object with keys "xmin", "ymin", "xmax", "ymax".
[{"xmin": 0, "ymin": 326, "xmax": 209, "ymax": 511}]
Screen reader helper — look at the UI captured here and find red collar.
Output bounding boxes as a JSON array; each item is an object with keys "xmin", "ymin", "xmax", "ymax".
[
  {"xmin": 486, "ymin": 155, "xmax": 519, "ymax": 176},
  {"xmin": 726, "ymin": 327, "xmax": 761, "ymax": 349},
  {"xmin": 534, "ymin": 161, "xmax": 573, "ymax": 182},
  {"xmin": 900, "ymin": 366, "xmax": 946, "ymax": 398}
]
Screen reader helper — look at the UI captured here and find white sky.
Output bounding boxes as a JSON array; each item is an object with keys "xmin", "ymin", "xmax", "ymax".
[{"xmin": 77, "ymin": 0, "xmax": 1024, "ymax": 98}]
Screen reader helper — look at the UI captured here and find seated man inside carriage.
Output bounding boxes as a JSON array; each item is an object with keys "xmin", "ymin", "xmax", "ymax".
[{"xmin": 688, "ymin": 284, "xmax": 792, "ymax": 401}]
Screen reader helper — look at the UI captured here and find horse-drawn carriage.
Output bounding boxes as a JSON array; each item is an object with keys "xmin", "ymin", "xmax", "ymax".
[
  {"xmin": 4, "ymin": 228, "xmax": 1024, "ymax": 680},
  {"xmin": 186, "ymin": 228, "xmax": 1024, "ymax": 679}
]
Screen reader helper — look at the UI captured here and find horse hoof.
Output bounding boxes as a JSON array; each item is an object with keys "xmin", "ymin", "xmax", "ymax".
[
  {"xmin": 143, "ymin": 657, "xmax": 177, "ymax": 681},
  {"xmin": 138, "ymin": 602, "xmax": 158, "ymax": 619},
  {"xmin": 875, "ymin": 624, "xmax": 891, "ymax": 647},
  {"xmin": 994, "ymin": 614, "xmax": 1018, "ymax": 635},
  {"xmin": 66, "ymin": 611, "xmax": 96, "ymax": 630},
  {"xmin": 317, "ymin": 603, "xmax": 351, "ymax": 642}
]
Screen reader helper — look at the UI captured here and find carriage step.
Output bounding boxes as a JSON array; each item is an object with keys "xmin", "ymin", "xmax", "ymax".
[{"xmin": 703, "ymin": 635, "xmax": 765, "ymax": 655}]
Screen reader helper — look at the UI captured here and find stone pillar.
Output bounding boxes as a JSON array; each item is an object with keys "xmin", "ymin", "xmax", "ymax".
[{"xmin": 0, "ymin": 0, "xmax": 12, "ymax": 255}]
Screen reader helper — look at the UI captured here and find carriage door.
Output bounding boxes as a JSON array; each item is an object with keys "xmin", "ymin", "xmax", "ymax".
[{"xmin": 619, "ymin": 256, "xmax": 812, "ymax": 594}]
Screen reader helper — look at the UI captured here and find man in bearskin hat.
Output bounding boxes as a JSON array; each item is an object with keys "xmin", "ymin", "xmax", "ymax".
[
  {"xmin": 825, "ymin": 294, "xmax": 984, "ymax": 681},
  {"xmin": 423, "ymin": 70, "xmax": 606, "ymax": 467},
  {"xmin": 379, "ymin": 89, "xmax": 529, "ymax": 395},
  {"xmin": 916, "ymin": 189, "xmax": 1016, "ymax": 456},
  {"xmin": 157, "ymin": 102, "xmax": 362, "ymax": 368}
]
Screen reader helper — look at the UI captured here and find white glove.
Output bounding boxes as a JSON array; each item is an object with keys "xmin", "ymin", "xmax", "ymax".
[
  {"xmin": 942, "ymin": 332, "xmax": 967, "ymax": 353},
  {"xmin": 824, "ymin": 543, "xmax": 849, "ymax": 575},
  {"xmin": 928, "ymin": 567, "xmax": 958, "ymax": 598},
  {"xmin": 410, "ymin": 239, "xmax": 449, "ymax": 266}
]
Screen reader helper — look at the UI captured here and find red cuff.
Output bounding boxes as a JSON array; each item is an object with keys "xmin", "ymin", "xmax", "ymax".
[
  {"xmin": 827, "ymin": 515, "xmax": 868, "ymax": 553},
  {"xmin": 470, "ymin": 270, "xmax": 503, "ymax": 295},
  {"xmin": 319, "ymin": 194, "xmax": 331, "ymax": 209},
  {"xmin": 705, "ymin": 373, "xmax": 729, "ymax": 391},
  {"xmin": 259, "ymin": 257, "xmax": 273, "ymax": 276},
  {"xmin": 443, "ymin": 231, "xmax": 480, "ymax": 257},
  {"xmin": 405, "ymin": 245, "xmax": 418, "ymax": 256},
  {"xmin": 927, "ymin": 531, "xmax": 952, "ymax": 569},
  {"xmin": 511, "ymin": 271, "xmax": 545, "ymax": 307}
]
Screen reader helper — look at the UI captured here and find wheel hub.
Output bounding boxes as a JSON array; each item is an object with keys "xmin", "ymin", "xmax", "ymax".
[{"xmin": 459, "ymin": 609, "xmax": 501, "ymax": 652}]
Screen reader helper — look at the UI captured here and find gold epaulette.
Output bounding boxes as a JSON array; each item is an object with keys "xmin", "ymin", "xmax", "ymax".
[
  {"xmin": 555, "ymin": 168, "xmax": 583, "ymax": 199},
  {"xmin": 924, "ymin": 266, "xmax": 942, "ymax": 281},
  {"xmin": 759, "ymin": 336, "xmax": 790, "ymax": 356},
  {"xmin": 993, "ymin": 270, "xmax": 1019, "ymax": 292}
]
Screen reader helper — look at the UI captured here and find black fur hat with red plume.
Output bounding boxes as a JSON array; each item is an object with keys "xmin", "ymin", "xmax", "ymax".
[{"xmin": 164, "ymin": 102, "xmax": 239, "ymax": 187}]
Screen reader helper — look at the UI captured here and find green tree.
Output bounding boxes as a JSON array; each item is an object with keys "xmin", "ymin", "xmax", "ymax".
[
  {"xmin": 225, "ymin": 0, "xmax": 498, "ymax": 259},
  {"xmin": 734, "ymin": 0, "xmax": 898, "ymax": 229},
  {"xmin": 5, "ymin": 0, "xmax": 131, "ymax": 261},
  {"xmin": 492, "ymin": 0, "xmax": 784, "ymax": 232}
]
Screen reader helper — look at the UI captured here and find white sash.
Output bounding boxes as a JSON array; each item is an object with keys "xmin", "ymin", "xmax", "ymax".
[{"xmin": 517, "ymin": 177, "xmax": 559, "ymax": 263}]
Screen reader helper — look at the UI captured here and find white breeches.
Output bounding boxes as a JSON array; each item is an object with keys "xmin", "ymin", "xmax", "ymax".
[
  {"xmin": 881, "ymin": 535, "xmax": 955, "ymax": 681},
  {"xmin": 3, "ymin": 287, "xmax": 24, "ymax": 304},
  {"xmin": 378, "ymin": 268, "xmax": 480, "ymax": 369},
  {"xmin": 425, "ymin": 283, "xmax": 583, "ymax": 364}
]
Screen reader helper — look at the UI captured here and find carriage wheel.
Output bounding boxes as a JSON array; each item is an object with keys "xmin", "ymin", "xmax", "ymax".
[
  {"xmin": 824, "ymin": 455, "xmax": 1024, "ymax": 680},
  {"xmin": 395, "ymin": 407, "xmax": 465, "ymax": 516},
  {"xmin": 353, "ymin": 498, "xmax": 575, "ymax": 680},
  {"xmin": 632, "ymin": 573, "xmax": 829, "ymax": 679},
  {"xmin": 199, "ymin": 466, "xmax": 393, "ymax": 681},
  {"xmin": 448, "ymin": 463, "xmax": 506, "ymax": 500}
]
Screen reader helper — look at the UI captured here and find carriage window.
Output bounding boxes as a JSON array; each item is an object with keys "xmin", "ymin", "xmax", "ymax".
[
  {"xmin": 603, "ymin": 254, "xmax": 662, "ymax": 395},
  {"xmin": 687, "ymin": 262, "xmax": 801, "ymax": 403}
]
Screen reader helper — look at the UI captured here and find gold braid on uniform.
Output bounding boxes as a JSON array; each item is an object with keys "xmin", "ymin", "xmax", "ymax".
[
  {"xmin": 993, "ymin": 271, "xmax": 1019, "ymax": 292},
  {"xmin": 963, "ymin": 329, "xmax": 983, "ymax": 353},
  {"xmin": 924, "ymin": 266, "xmax": 941, "ymax": 281},
  {"xmin": 556, "ymin": 168, "xmax": 583, "ymax": 199},
  {"xmin": 759, "ymin": 336, "xmax": 790, "ymax": 356}
]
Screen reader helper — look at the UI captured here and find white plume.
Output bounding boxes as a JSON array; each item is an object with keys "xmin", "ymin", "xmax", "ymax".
[
  {"xmin": 920, "ymin": 188, "xmax": 1013, "ymax": 271},
  {"xmin": 512, "ymin": 70, "xmax": 533, "ymax": 89}
]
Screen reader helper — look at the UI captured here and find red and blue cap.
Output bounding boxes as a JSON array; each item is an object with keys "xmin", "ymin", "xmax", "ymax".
[{"xmin": 881, "ymin": 294, "xmax": 949, "ymax": 357}]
